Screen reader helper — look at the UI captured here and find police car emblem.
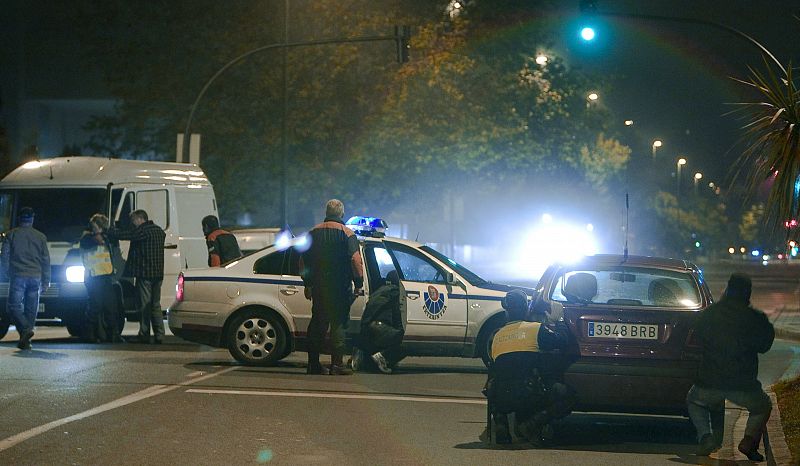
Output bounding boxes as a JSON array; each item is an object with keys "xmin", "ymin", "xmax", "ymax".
[{"xmin": 423, "ymin": 285, "xmax": 446, "ymax": 320}]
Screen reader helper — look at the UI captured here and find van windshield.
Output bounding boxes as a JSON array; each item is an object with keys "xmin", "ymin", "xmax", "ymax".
[{"xmin": 0, "ymin": 188, "xmax": 106, "ymax": 243}]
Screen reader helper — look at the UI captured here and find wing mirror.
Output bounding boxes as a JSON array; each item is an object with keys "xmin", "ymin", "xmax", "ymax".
[{"xmin": 445, "ymin": 271, "xmax": 458, "ymax": 286}]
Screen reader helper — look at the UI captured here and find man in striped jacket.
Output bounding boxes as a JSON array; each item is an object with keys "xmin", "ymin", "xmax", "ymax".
[{"xmin": 300, "ymin": 199, "xmax": 364, "ymax": 375}]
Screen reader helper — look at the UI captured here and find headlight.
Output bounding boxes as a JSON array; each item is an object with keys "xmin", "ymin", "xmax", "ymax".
[{"xmin": 65, "ymin": 265, "xmax": 85, "ymax": 283}]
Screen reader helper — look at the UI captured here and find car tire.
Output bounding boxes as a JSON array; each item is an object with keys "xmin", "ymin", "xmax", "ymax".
[
  {"xmin": 0, "ymin": 312, "xmax": 9, "ymax": 340},
  {"xmin": 478, "ymin": 318, "xmax": 504, "ymax": 368},
  {"xmin": 66, "ymin": 323, "xmax": 83, "ymax": 337},
  {"xmin": 227, "ymin": 310, "xmax": 287, "ymax": 366}
]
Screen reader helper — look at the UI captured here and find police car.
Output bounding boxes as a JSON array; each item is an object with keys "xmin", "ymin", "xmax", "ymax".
[{"xmin": 168, "ymin": 217, "xmax": 522, "ymax": 366}]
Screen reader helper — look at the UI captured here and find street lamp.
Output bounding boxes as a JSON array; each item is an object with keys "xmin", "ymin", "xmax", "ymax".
[
  {"xmin": 535, "ymin": 54, "xmax": 548, "ymax": 65},
  {"xmin": 693, "ymin": 172, "xmax": 703, "ymax": 194},
  {"xmin": 676, "ymin": 157, "xmax": 687, "ymax": 195},
  {"xmin": 652, "ymin": 139, "xmax": 662, "ymax": 159},
  {"xmin": 624, "ymin": 119, "xmax": 634, "ymax": 126},
  {"xmin": 587, "ymin": 92, "xmax": 599, "ymax": 101},
  {"xmin": 580, "ymin": 27, "xmax": 596, "ymax": 41}
]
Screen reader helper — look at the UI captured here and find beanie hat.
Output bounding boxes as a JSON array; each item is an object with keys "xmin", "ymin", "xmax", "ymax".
[
  {"xmin": 502, "ymin": 289, "xmax": 528, "ymax": 321},
  {"xmin": 18, "ymin": 207, "xmax": 35, "ymax": 222},
  {"xmin": 725, "ymin": 272, "xmax": 752, "ymax": 301}
]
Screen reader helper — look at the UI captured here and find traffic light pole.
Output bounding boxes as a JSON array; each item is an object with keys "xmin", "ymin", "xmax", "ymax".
[{"xmin": 180, "ymin": 28, "xmax": 411, "ymax": 226}]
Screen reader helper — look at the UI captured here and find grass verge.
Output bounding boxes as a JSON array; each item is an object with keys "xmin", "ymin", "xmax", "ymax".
[{"xmin": 774, "ymin": 374, "xmax": 800, "ymax": 464}]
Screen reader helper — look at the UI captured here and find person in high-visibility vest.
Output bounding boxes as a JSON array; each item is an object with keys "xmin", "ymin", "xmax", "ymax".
[
  {"xmin": 80, "ymin": 214, "xmax": 122, "ymax": 343},
  {"xmin": 481, "ymin": 289, "xmax": 574, "ymax": 446}
]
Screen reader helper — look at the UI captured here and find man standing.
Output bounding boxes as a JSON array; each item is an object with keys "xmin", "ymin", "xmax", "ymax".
[
  {"xmin": 108, "ymin": 210, "xmax": 166, "ymax": 344},
  {"xmin": 1, "ymin": 207, "xmax": 50, "ymax": 350},
  {"xmin": 201, "ymin": 215, "xmax": 241, "ymax": 267},
  {"xmin": 687, "ymin": 273, "xmax": 774, "ymax": 461},
  {"xmin": 300, "ymin": 199, "xmax": 364, "ymax": 375}
]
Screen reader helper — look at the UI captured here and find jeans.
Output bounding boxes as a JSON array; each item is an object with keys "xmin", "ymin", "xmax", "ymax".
[
  {"xmin": 7, "ymin": 276, "xmax": 41, "ymax": 336},
  {"xmin": 136, "ymin": 278, "xmax": 164, "ymax": 339},
  {"xmin": 687, "ymin": 384, "xmax": 771, "ymax": 442}
]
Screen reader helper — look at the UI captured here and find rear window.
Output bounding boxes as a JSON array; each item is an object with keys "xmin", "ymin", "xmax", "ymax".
[{"xmin": 549, "ymin": 266, "xmax": 701, "ymax": 308}]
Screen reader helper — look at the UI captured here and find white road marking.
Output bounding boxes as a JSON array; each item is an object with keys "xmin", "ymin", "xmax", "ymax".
[
  {"xmin": 0, "ymin": 366, "xmax": 238, "ymax": 453},
  {"xmin": 186, "ymin": 388, "xmax": 487, "ymax": 405}
]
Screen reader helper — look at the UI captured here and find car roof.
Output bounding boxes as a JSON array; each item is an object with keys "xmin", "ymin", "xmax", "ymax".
[{"xmin": 565, "ymin": 254, "xmax": 698, "ymax": 272}]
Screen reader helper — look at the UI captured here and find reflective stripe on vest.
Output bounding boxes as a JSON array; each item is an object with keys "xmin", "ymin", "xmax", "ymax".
[
  {"xmin": 82, "ymin": 245, "xmax": 113, "ymax": 277},
  {"xmin": 491, "ymin": 321, "xmax": 541, "ymax": 360}
]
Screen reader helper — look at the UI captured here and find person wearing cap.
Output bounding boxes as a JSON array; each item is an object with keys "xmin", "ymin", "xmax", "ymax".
[
  {"xmin": 201, "ymin": 215, "xmax": 242, "ymax": 267},
  {"xmin": 481, "ymin": 289, "xmax": 574, "ymax": 446},
  {"xmin": 351, "ymin": 270, "xmax": 405, "ymax": 374},
  {"xmin": 299, "ymin": 199, "xmax": 364, "ymax": 375},
  {"xmin": 1, "ymin": 207, "xmax": 50, "ymax": 350},
  {"xmin": 687, "ymin": 272, "xmax": 774, "ymax": 461}
]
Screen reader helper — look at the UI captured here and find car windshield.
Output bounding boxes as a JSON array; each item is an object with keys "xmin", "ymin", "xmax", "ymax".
[
  {"xmin": 0, "ymin": 188, "xmax": 106, "ymax": 243},
  {"xmin": 420, "ymin": 245, "xmax": 487, "ymax": 286},
  {"xmin": 549, "ymin": 266, "xmax": 702, "ymax": 308}
]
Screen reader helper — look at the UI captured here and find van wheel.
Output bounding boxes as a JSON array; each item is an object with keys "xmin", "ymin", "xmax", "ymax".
[
  {"xmin": 0, "ymin": 313, "xmax": 9, "ymax": 340},
  {"xmin": 227, "ymin": 310, "xmax": 286, "ymax": 366}
]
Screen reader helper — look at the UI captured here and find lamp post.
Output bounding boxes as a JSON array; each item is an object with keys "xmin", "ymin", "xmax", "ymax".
[
  {"xmin": 676, "ymin": 157, "xmax": 687, "ymax": 196},
  {"xmin": 652, "ymin": 139, "xmax": 662, "ymax": 159},
  {"xmin": 693, "ymin": 172, "xmax": 703, "ymax": 195}
]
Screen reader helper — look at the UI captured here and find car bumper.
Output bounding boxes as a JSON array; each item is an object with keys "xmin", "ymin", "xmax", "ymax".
[
  {"xmin": 168, "ymin": 303, "xmax": 227, "ymax": 347},
  {"xmin": 565, "ymin": 358, "xmax": 698, "ymax": 415}
]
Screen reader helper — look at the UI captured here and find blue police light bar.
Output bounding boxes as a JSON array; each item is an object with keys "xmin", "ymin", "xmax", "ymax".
[{"xmin": 345, "ymin": 216, "xmax": 388, "ymax": 237}]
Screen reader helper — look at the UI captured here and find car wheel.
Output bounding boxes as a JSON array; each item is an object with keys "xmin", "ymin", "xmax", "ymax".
[
  {"xmin": 0, "ymin": 312, "xmax": 9, "ymax": 339},
  {"xmin": 227, "ymin": 310, "xmax": 287, "ymax": 366},
  {"xmin": 478, "ymin": 319, "xmax": 504, "ymax": 367},
  {"xmin": 66, "ymin": 323, "xmax": 83, "ymax": 337}
]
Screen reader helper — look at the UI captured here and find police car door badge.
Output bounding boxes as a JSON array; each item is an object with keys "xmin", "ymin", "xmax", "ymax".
[{"xmin": 423, "ymin": 285, "xmax": 446, "ymax": 320}]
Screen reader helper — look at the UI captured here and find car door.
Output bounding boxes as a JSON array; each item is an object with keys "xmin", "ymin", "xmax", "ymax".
[{"xmin": 384, "ymin": 242, "xmax": 467, "ymax": 352}]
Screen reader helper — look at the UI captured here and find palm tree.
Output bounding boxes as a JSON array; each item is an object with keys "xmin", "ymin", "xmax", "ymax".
[{"xmin": 730, "ymin": 55, "xmax": 800, "ymax": 234}]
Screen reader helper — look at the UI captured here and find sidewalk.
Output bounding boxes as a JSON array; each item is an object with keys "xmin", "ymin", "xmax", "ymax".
[
  {"xmin": 770, "ymin": 306, "xmax": 800, "ymax": 343},
  {"xmin": 764, "ymin": 307, "xmax": 799, "ymax": 466}
]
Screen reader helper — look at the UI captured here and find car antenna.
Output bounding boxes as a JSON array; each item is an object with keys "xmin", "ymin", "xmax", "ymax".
[
  {"xmin": 622, "ymin": 192, "xmax": 629, "ymax": 263},
  {"xmin": 415, "ymin": 232, "xmax": 420, "ymax": 242}
]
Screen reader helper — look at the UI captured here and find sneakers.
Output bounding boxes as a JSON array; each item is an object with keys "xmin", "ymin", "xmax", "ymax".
[
  {"xmin": 371, "ymin": 352, "xmax": 392, "ymax": 374},
  {"xmin": 349, "ymin": 349, "xmax": 364, "ymax": 371},
  {"xmin": 738, "ymin": 435, "xmax": 765, "ymax": 462},
  {"xmin": 17, "ymin": 330, "xmax": 34, "ymax": 350},
  {"xmin": 697, "ymin": 433, "xmax": 718, "ymax": 456}
]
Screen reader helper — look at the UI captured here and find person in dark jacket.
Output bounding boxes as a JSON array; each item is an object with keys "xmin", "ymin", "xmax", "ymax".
[
  {"xmin": 79, "ymin": 213, "xmax": 122, "ymax": 343},
  {"xmin": 299, "ymin": 199, "xmax": 364, "ymax": 375},
  {"xmin": 201, "ymin": 215, "xmax": 242, "ymax": 267},
  {"xmin": 1, "ymin": 207, "xmax": 50, "ymax": 350},
  {"xmin": 108, "ymin": 209, "xmax": 166, "ymax": 344},
  {"xmin": 687, "ymin": 273, "xmax": 774, "ymax": 461},
  {"xmin": 481, "ymin": 289, "xmax": 574, "ymax": 446},
  {"xmin": 352, "ymin": 270, "xmax": 405, "ymax": 374}
]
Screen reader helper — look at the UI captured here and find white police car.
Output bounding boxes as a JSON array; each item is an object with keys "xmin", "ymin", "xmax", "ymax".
[{"xmin": 168, "ymin": 217, "xmax": 522, "ymax": 366}]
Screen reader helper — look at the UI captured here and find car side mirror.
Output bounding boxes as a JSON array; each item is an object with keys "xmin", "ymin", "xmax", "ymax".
[{"xmin": 445, "ymin": 271, "xmax": 457, "ymax": 286}]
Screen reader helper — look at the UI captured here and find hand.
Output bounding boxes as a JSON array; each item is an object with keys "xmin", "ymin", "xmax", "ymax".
[{"xmin": 303, "ymin": 286, "xmax": 312, "ymax": 300}]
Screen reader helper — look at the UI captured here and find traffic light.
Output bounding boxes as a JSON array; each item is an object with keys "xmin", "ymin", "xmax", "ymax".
[{"xmin": 396, "ymin": 25, "xmax": 411, "ymax": 63}]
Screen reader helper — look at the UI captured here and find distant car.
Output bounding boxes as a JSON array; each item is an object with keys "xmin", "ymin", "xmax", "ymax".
[
  {"xmin": 169, "ymin": 217, "xmax": 521, "ymax": 366},
  {"xmin": 532, "ymin": 254, "xmax": 712, "ymax": 415}
]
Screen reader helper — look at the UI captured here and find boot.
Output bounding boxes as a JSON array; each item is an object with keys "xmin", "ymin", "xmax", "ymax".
[
  {"xmin": 329, "ymin": 353, "xmax": 353, "ymax": 375},
  {"xmin": 737, "ymin": 435, "xmax": 765, "ymax": 462},
  {"xmin": 306, "ymin": 352, "xmax": 329, "ymax": 375}
]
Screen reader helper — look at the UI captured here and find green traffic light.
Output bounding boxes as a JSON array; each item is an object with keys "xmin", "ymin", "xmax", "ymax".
[{"xmin": 580, "ymin": 27, "xmax": 596, "ymax": 41}]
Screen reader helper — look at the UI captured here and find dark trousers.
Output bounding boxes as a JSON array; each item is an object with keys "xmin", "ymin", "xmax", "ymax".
[
  {"xmin": 7, "ymin": 276, "xmax": 41, "ymax": 336},
  {"xmin": 360, "ymin": 321, "xmax": 405, "ymax": 366},
  {"xmin": 307, "ymin": 291, "xmax": 350, "ymax": 365},
  {"xmin": 86, "ymin": 275, "xmax": 120, "ymax": 341},
  {"xmin": 687, "ymin": 384, "xmax": 771, "ymax": 442},
  {"xmin": 136, "ymin": 278, "xmax": 164, "ymax": 339}
]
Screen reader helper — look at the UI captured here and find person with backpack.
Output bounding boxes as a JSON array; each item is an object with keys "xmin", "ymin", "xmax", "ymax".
[
  {"xmin": 201, "ymin": 215, "xmax": 242, "ymax": 267},
  {"xmin": 79, "ymin": 213, "xmax": 123, "ymax": 343},
  {"xmin": 481, "ymin": 289, "xmax": 574, "ymax": 446}
]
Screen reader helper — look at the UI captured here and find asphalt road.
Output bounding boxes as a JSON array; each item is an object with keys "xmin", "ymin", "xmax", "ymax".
[{"xmin": 1, "ymin": 321, "xmax": 798, "ymax": 466}]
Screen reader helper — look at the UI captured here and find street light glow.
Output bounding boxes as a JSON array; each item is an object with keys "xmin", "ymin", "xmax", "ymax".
[
  {"xmin": 678, "ymin": 158, "xmax": 687, "ymax": 166},
  {"xmin": 587, "ymin": 92, "xmax": 599, "ymax": 101},
  {"xmin": 624, "ymin": 120, "xmax": 634, "ymax": 126},
  {"xmin": 652, "ymin": 140, "xmax": 662, "ymax": 148},
  {"xmin": 694, "ymin": 172, "xmax": 703, "ymax": 180},
  {"xmin": 535, "ymin": 54, "xmax": 548, "ymax": 65},
  {"xmin": 581, "ymin": 27, "xmax": 596, "ymax": 41}
]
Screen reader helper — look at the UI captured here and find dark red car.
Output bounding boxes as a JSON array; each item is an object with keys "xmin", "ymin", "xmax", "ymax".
[{"xmin": 533, "ymin": 254, "xmax": 712, "ymax": 415}]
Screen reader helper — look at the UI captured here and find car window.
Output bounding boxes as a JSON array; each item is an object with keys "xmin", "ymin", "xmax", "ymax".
[
  {"xmin": 254, "ymin": 251, "xmax": 285, "ymax": 275},
  {"xmin": 549, "ymin": 266, "xmax": 701, "ymax": 308},
  {"xmin": 387, "ymin": 243, "xmax": 446, "ymax": 284},
  {"xmin": 362, "ymin": 243, "xmax": 398, "ymax": 291}
]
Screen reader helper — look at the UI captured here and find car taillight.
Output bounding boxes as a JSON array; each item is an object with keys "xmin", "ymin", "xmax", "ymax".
[{"xmin": 176, "ymin": 273, "xmax": 185, "ymax": 302}]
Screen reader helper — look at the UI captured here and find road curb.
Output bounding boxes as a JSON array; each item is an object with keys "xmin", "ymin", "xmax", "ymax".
[{"xmin": 765, "ymin": 387, "xmax": 794, "ymax": 466}]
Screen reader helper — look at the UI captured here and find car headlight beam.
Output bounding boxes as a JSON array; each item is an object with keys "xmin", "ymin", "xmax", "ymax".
[{"xmin": 65, "ymin": 265, "xmax": 85, "ymax": 283}]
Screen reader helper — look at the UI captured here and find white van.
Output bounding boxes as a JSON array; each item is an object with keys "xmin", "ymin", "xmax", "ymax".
[{"xmin": 0, "ymin": 157, "xmax": 217, "ymax": 338}]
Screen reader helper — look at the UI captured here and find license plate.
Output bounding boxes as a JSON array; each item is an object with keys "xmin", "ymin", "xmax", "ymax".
[
  {"xmin": 37, "ymin": 303, "xmax": 45, "ymax": 314},
  {"xmin": 588, "ymin": 322, "xmax": 658, "ymax": 340}
]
